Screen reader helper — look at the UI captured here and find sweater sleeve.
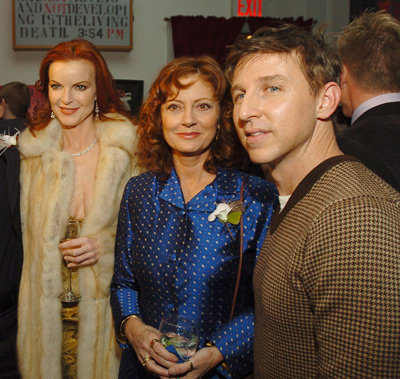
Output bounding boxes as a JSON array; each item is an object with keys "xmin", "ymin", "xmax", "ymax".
[{"xmin": 305, "ymin": 197, "xmax": 400, "ymax": 378}]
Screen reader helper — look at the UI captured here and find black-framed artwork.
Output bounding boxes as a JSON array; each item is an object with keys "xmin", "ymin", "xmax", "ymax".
[
  {"xmin": 13, "ymin": 0, "xmax": 133, "ymax": 51},
  {"xmin": 350, "ymin": 0, "xmax": 400, "ymax": 20},
  {"xmin": 114, "ymin": 79, "xmax": 144, "ymax": 116}
]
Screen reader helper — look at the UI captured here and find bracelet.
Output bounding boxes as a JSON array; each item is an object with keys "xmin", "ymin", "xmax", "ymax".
[
  {"xmin": 118, "ymin": 314, "xmax": 142, "ymax": 344},
  {"xmin": 205, "ymin": 341, "xmax": 232, "ymax": 375}
]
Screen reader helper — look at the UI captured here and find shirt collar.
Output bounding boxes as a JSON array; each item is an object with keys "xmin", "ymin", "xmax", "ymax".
[
  {"xmin": 158, "ymin": 167, "xmax": 241, "ymax": 211},
  {"xmin": 351, "ymin": 93, "xmax": 400, "ymax": 124},
  {"xmin": 278, "ymin": 194, "xmax": 291, "ymax": 212}
]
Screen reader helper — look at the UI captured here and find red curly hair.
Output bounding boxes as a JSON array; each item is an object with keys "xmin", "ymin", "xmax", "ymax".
[
  {"xmin": 30, "ymin": 39, "xmax": 130, "ymax": 131},
  {"xmin": 137, "ymin": 56, "xmax": 248, "ymax": 177}
]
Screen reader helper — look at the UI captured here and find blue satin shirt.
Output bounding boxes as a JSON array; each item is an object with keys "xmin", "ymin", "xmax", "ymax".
[{"xmin": 110, "ymin": 168, "xmax": 277, "ymax": 378}]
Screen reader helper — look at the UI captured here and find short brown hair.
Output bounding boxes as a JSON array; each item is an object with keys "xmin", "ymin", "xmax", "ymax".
[
  {"xmin": 337, "ymin": 11, "xmax": 400, "ymax": 92},
  {"xmin": 225, "ymin": 24, "xmax": 341, "ymax": 95},
  {"xmin": 0, "ymin": 81, "xmax": 31, "ymax": 118},
  {"xmin": 137, "ymin": 56, "xmax": 248, "ymax": 177}
]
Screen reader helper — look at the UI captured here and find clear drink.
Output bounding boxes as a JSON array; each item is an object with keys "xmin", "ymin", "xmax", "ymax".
[
  {"xmin": 159, "ymin": 314, "xmax": 199, "ymax": 361},
  {"xmin": 161, "ymin": 332, "xmax": 199, "ymax": 360}
]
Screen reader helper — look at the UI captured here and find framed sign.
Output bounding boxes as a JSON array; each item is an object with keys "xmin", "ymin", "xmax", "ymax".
[{"xmin": 13, "ymin": 0, "xmax": 133, "ymax": 51}]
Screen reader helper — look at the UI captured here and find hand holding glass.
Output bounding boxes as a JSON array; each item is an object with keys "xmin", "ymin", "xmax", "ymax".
[
  {"xmin": 58, "ymin": 220, "xmax": 81, "ymax": 303},
  {"xmin": 159, "ymin": 314, "xmax": 199, "ymax": 361}
]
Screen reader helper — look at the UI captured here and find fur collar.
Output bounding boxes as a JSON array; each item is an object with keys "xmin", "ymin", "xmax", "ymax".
[
  {"xmin": 17, "ymin": 113, "xmax": 137, "ymax": 378},
  {"xmin": 19, "ymin": 113, "xmax": 136, "ymax": 158}
]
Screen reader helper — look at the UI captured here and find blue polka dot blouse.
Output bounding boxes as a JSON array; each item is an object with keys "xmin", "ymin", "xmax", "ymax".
[{"xmin": 110, "ymin": 167, "xmax": 277, "ymax": 378}]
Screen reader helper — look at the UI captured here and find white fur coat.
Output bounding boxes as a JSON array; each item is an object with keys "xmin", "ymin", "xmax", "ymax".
[{"xmin": 17, "ymin": 115, "xmax": 139, "ymax": 379}]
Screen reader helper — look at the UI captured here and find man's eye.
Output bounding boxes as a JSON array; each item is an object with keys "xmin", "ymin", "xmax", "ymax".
[
  {"xmin": 234, "ymin": 93, "xmax": 244, "ymax": 103},
  {"xmin": 267, "ymin": 86, "xmax": 279, "ymax": 93}
]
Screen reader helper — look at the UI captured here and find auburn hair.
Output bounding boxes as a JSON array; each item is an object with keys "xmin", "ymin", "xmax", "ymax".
[
  {"xmin": 30, "ymin": 39, "xmax": 130, "ymax": 131},
  {"xmin": 137, "ymin": 56, "xmax": 248, "ymax": 177}
]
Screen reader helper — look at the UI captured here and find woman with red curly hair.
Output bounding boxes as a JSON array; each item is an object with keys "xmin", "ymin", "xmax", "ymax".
[
  {"xmin": 110, "ymin": 56, "xmax": 277, "ymax": 379},
  {"xmin": 17, "ymin": 39, "xmax": 139, "ymax": 379}
]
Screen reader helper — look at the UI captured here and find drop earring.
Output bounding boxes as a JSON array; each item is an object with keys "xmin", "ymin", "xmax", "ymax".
[
  {"xmin": 50, "ymin": 110, "xmax": 56, "ymax": 119},
  {"xmin": 95, "ymin": 100, "xmax": 99, "ymax": 119},
  {"xmin": 215, "ymin": 124, "xmax": 220, "ymax": 141}
]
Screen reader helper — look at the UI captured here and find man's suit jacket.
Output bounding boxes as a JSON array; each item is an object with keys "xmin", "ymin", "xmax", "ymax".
[
  {"xmin": 0, "ymin": 119, "xmax": 25, "ymax": 298},
  {"xmin": 337, "ymin": 102, "xmax": 400, "ymax": 192}
]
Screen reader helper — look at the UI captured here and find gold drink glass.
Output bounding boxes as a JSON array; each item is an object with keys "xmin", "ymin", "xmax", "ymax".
[{"xmin": 58, "ymin": 220, "xmax": 81, "ymax": 303}]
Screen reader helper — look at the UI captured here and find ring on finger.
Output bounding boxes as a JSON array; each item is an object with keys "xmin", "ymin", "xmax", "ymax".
[
  {"xmin": 150, "ymin": 338, "xmax": 160, "ymax": 348},
  {"xmin": 142, "ymin": 356, "xmax": 152, "ymax": 367},
  {"xmin": 187, "ymin": 359, "xmax": 194, "ymax": 371}
]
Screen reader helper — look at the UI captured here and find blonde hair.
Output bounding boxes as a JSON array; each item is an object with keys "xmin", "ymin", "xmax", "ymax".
[{"xmin": 337, "ymin": 11, "xmax": 400, "ymax": 92}]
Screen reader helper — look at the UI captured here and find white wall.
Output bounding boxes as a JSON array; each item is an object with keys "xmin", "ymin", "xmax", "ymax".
[
  {"xmin": 0, "ymin": 0, "xmax": 349, "ymax": 97},
  {"xmin": 0, "ymin": 0, "xmax": 231, "ymax": 95}
]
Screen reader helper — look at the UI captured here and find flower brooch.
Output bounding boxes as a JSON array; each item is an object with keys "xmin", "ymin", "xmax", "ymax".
[
  {"xmin": 0, "ymin": 129, "xmax": 22, "ymax": 156},
  {"xmin": 208, "ymin": 200, "xmax": 245, "ymax": 238}
]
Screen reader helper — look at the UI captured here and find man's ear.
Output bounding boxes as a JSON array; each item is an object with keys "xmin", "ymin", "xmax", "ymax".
[
  {"xmin": 340, "ymin": 65, "xmax": 348, "ymax": 89},
  {"xmin": 0, "ymin": 99, "xmax": 5, "ymax": 119},
  {"xmin": 317, "ymin": 82, "xmax": 341, "ymax": 120}
]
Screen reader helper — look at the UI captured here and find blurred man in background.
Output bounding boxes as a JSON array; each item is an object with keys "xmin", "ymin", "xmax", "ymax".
[
  {"xmin": 337, "ymin": 11, "xmax": 400, "ymax": 191},
  {"xmin": 0, "ymin": 81, "xmax": 30, "ymax": 378}
]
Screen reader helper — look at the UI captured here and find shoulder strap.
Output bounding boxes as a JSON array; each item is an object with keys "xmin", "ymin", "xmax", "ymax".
[{"xmin": 229, "ymin": 175, "xmax": 249, "ymax": 320}]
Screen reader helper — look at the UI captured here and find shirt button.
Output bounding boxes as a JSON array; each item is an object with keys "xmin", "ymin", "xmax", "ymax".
[{"xmin": 170, "ymin": 253, "xmax": 177, "ymax": 262}]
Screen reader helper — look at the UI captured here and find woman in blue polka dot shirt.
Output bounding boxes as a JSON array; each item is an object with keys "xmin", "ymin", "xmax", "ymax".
[{"xmin": 110, "ymin": 56, "xmax": 277, "ymax": 379}]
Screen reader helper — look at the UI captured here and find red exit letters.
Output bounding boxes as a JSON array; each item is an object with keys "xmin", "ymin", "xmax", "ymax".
[{"xmin": 237, "ymin": 0, "xmax": 262, "ymax": 17}]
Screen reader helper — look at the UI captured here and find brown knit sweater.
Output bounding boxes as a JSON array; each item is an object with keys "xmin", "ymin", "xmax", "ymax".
[{"xmin": 254, "ymin": 156, "xmax": 400, "ymax": 378}]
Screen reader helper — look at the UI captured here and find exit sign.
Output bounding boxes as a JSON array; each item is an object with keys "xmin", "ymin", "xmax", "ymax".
[{"xmin": 237, "ymin": 0, "xmax": 262, "ymax": 17}]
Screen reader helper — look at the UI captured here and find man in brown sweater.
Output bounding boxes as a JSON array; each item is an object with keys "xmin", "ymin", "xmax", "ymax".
[{"xmin": 225, "ymin": 24, "xmax": 400, "ymax": 378}]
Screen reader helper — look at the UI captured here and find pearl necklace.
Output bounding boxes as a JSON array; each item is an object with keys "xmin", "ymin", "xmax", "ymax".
[{"xmin": 64, "ymin": 136, "xmax": 98, "ymax": 157}]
